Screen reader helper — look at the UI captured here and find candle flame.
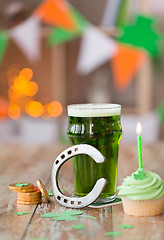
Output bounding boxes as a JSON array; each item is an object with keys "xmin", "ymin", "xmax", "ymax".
[{"xmin": 136, "ymin": 122, "xmax": 142, "ymax": 134}]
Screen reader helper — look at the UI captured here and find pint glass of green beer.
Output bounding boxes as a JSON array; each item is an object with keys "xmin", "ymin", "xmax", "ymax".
[{"xmin": 67, "ymin": 104, "xmax": 122, "ymax": 203}]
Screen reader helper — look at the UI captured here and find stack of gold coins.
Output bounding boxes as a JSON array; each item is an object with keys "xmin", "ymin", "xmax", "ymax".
[
  {"xmin": 17, "ymin": 190, "xmax": 42, "ymax": 205},
  {"xmin": 9, "ymin": 182, "xmax": 42, "ymax": 205},
  {"xmin": 9, "ymin": 180, "xmax": 51, "ymax": 205}
]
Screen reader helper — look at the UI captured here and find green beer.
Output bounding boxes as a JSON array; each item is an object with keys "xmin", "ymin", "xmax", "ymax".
[{"xmin": 67, "ymin": 104, "xmax": 122, "ymax": 203}]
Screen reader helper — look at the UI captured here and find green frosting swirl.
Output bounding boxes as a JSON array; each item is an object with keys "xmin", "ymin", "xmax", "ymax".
[{"xmin": 117, "ymin": 169, "xmax": 164, "ymax": 200}]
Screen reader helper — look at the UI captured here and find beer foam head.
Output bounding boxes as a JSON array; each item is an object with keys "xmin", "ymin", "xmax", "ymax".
[{"xmin": 67, "ymin": 104, "xmax": 121, "ymax": 117}]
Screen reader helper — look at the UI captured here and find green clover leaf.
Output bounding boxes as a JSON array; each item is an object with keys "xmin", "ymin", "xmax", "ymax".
[
  {"xmin": 133, "ymin": 169, "xmax": 147, "ymax": 180},
  {"xmin": 15, "ymin": 212, "xmax": 29, "ymax": 216},
  {"xmin": 15, "ymin": 183, "xmax": 29, "ymax": 187},
  {"xmin": 71, "ymin": 224, "xmax": 86, "ymax": 230},
  {"xmin": 105, "ymin": 232, "xmax": 121, "ymax": 237},
  {"xmin": 119, "ymin": 224, "xmax": 134, "ymax": 229}
]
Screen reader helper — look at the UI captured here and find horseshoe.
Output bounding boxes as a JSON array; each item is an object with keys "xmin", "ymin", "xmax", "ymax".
[{"xmin": 51, "ymin": 144, "xmax": 107, "ymax": 208}]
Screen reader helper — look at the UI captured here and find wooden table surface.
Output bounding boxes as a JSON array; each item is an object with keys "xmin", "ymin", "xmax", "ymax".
[{"xmin": 0, "ymin": 142, "xmax": 163, "ymax": 240}]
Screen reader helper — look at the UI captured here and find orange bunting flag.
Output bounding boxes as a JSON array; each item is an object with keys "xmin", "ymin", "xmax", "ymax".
[
  {"xmin": 34, "ymin": 0, "xmax": 77, "ymax": 30},
  {"xmin": 111, "ymin": 44, "xmax": 146, "ymax": 90},
  {"xmin": 0, "ymin": 96, "xmax": 8, "ymax": 120}
]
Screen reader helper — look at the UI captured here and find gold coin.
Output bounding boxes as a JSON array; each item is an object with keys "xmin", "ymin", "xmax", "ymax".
[
  {"xmin": 17, "ymin": 186, "xmax": 38, "ymax": 193},
  {"xmin": 17, "ymin": 190, "xmax": 41, "ymax": 203},
  {"xmin": 9, "ymin": 183, "xmax": 34, "ymax": 192},
  {"xmin": 17, "ymin": 197, "xmax": 41, "ymax": 202},
  {"xmin": 17, "ymin": 189, "xmax": 41, "ymax": 198},
  {"xmin": 17, "ymin": 199, "xmax": 41, "ymax": 205},
  {"xmin": 17, "ymin": 192, "xmax": 41, "ymax": 202},
  {"xmin": 17, "ymin": 195, "xmax": 41, "ymax": 201},
  {"xmin": 36, "ymin": 179, "xmax": 50, "ymax": 202}
]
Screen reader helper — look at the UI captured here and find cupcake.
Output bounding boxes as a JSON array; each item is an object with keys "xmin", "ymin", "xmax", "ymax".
[{"xmin": 117, "ymin": 168, "xmax": 164, "ymax": 216}]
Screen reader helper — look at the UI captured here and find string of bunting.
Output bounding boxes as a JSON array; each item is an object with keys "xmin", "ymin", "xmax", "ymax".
[
  {"xmin": 0, "ymin": 0, "xmax": 163, "ymax": 93},
  {"xmin": 48, "ymin": 6, "xmax": 90, "ymax": 45}
]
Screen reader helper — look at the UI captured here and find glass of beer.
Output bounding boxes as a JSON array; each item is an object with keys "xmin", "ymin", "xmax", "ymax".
[{"xmin": 67, "ymin": 104, "xmax": 122, "ymax": 203}]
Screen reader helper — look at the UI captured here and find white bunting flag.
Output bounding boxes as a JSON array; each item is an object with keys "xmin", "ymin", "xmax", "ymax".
[
  {"xmin": 101, "ymin": 0, "xmax": 121, "ymax": 27},
  {"xmin": 10, "ymin": 17, "xmax": 41, "ymax": 62},
  {"xmin": 77, "ymin": 26, "xmax": 118, "ymax": 75}
]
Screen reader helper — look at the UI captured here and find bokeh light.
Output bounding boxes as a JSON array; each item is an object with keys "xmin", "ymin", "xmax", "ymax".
[
  {"xmin": 7, "ymin": 67, "xmax": 62, "ymax": 119},
  {"xmin": 13, "ymin": 76, "xmax": 29, "ymax": 95},
  {"xmin": 47, "ymin": 101, "xmax": 63, "ymax": 117},
  {"xmin": 13, "ymin": 76, "xmax": 38, "ymax": 96},
  {"xmin": 24, "ymin": 82, "xmax": 38, "ymax": 96},
  {"xmin": 19, "ymin": 68, "xmax": 33, "ymax": 81},
  {"xmin": 8, "ymin": 87, "xmax": 19, "ymax": 100},
  {"xmin": 25, "ymin": 101, "xmax": 44, "ymax": 118},
  {"xmin": 8, "ymin": 104, "xmax": 21, "ymax": 120}
]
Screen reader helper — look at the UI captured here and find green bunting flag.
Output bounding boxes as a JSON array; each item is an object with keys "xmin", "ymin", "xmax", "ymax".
[
  {"xmin": 0, "ymin": 31, "xmax": 9, "ymax": 65},
  {"xmin": 116, "ymin": 0, "xmax": 130, "ymax": 27},
  {"xmin": 157, "ymin": 102, "xmax": 164, "ymax": 125},
  {"xmin": 118, "ymin": 15, "xmax": 162, "ymax": 56},
  {"xmin": 48, "ymin": 7, "xmax": 90, "ymax": 45}
]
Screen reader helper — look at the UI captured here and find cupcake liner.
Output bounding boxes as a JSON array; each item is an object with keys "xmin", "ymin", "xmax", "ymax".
[{"xmin": 122, "ymin": 197, "xmax": 164, "ymax": 216}]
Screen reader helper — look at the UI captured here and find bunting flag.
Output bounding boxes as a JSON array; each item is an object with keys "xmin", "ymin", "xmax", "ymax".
[
  {"xmin": 10, "ymin": 17, "xmax": 41, "ymax": 62},
  {"xmin": 115, "ymin": 0, "xmax": 130, "ymax": 27},
  {"xmin": 0, "ymin": 96, "xmax": 8, "ymax": 120},
  {"xmin": 101, "ymin": 0, "xmax": 121, "ymax": 27},
  {"xmin": 77, "ymin": 26, "xmax": 118, "ymax": 75},
  {"xmin": 0, "ymin": 31, "xmax": 9, "ymax": 65},
  {"xmin": 118, "ymin": 15, "xmax": 161, "ymax": 56},
  {"xmin": 48, "ymin": 6, "xmax": 90, "ymax": 45},
  {"xmin": 111, "ymin": 44, "xmax": 146, "ymax": 90},
  {"xmin": 34, "ymin": 0, "xmax": 77, "ymax": 30},
  {"xmin": 157, "ymin": 102, "xmax": 164, "ymax": 125}
]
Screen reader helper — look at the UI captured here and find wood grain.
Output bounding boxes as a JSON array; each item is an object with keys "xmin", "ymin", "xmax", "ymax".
[
  {"xmin": 0, "ymin": 143, "xmax": 163, "ymax": 240},
  {"xmin": 0, "ymin": 144, "xmax": 65, "ymax": 240}
]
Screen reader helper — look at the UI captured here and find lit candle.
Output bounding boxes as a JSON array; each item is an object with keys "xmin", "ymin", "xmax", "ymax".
[{"xmin": 136, "ymin": 122, "xmax": 143, "ymax": 169}]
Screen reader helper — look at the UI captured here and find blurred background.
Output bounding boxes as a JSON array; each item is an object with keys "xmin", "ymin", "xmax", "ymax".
[{"xmin": 0, "ymin": 0, "xmax": 164, "ymax": 145}]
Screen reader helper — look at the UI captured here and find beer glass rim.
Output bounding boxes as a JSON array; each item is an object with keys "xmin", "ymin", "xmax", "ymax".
[{"xmin": 67, "ymin": 103, "xmax": 121, "ymax": 117}]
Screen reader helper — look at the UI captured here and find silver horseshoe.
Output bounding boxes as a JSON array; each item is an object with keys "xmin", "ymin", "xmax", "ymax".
[{"xmin": 51, "ymin": 144, "xmax": 107, "ymax": 208}]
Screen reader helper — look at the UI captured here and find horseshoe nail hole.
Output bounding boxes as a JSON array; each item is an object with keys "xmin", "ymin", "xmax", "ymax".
[
  {"xmin": 78, "ymin": 201, "xmax": 82, "ymax": 205},
  {"xmin": 71, "ymin": 201, "xmax": 74, "ymax": 205},
  {"xmin": 61, "ymin": 154, "xmax": 65, "ymax": 159},
  {"xmin": 74, "ymin": 148, "xmax": 78, "ymax": 152},
  {"xmin": 64, "ymin": 199, "xmax": 68, "ymax": 203},
  {"xmin": 57, "ymin": 196, "xmax": 61, "ymax": 200},
  {"xmin": 67, "ymin": 150, "xmax": 72, "ymax": 155},
  {"xmin": 55, "ymin": 160, "xmax": 59, "ymax": 165}
]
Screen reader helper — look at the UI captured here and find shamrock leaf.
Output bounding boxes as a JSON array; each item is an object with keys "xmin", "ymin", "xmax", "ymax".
[
  {"xmin": 47, "ymin": 189, "xmax": 53, "ymax": 196},
  {"xmin": 53, "ymin": 216, "xmax": 77, "ymax": 221},
  {"xmin": 61, "ymin": 210, "xmax": 84, "ymax": 216},
  {"xmin": 119, "ymin": 224, "xmax": 134, "ymax": 229},
  {"xmin": 133, "ymin": 169, "xmax": 147, "ymax": 180},
  {"xmin": 71, "ymin": 224, "xmax": 86, "ymax": 230},
  {"xmin": 79, "ymin": 215, "xmax": 97, "ymax": 220},
  {"xmin": 105, "ymin": 232, "xmax": 121, "ymax": 237},
  {"xmin": 41, "ymin": 213, "xmax": 60, "ymax": 218},
  {"xmin": 41, "ymin": 210, "xmax": 84, "ymax": 220},
  {"xmin": 15, "ymin": 212, "xmax": 29, "ymax": 216},
  {"xmin": 15, "ymin": 183, "xmax": 29, "ymax": 187},
  {"xmin": 118, "ymin": 15, "xmax": 161, "ymax": 56}
]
